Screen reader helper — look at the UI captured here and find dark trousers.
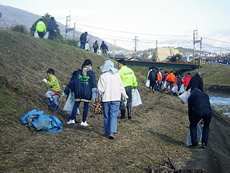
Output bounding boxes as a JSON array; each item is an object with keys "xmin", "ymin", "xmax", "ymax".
[
  {"xmin": 120, "ymin": 86, "xmax": 132, "ymax": 117},
  {"xmin": 70, "ymin": 101, "xmax": 89, "ymax": 122},
  {"xmin": 48, "ymin": 30, "xmax": 56, "ymax": 40},
  {"xmin": 189, "ymin": 110, "xmax": 212, "ymax": 146},
  {"xmin": 80, "ymin": 42, "xmax": 86, "ymax": 49},
  {"xmin": 93, "ymin": 48, "xmax": 98, "ymax": 53},
  {"xmin": 38, "ymin": 32, "xmax": 46, "ymax": 38},
  {"xmin": 150, "ymin": 80, "xmax": 156, "ymax": 91}
]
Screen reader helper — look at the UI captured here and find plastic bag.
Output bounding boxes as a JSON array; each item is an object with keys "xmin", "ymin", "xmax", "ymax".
[
  {"xmin": 161, "ymin": 81, "xmax": 167, "ymax": 90},
  {"xmin": 171, "ymin": 85, "xmax": 178, "ymax": 94},
  {"xmin": 178, "ymin": 91, "xmax": 190, "ymax": 104},
  {"xmin": 145, "ymin": 79, "xmax": 150, "ymax": 88},
  {"xmin": 63, "ymin": 92, "xmax": 80, "ymax": 115},
  {"xmin": 179, "ymin": 84, "xmax": 185, "ymax": 94},
  {"xmin": 186, "ymin": 122, "xmax": 203, "ymax": 146},
  {"xmin": 132, "ymin": 89, "xmax": 142, "ymax": 107}
]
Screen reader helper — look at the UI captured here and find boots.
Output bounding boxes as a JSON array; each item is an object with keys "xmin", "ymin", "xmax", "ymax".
[
  {"xmin": 127, "ymin": 107, "xmax": 132, "ymax": 119},
  {"xmin": 120, "ymin": 109, "xmax": 126, "ymax": 119}
]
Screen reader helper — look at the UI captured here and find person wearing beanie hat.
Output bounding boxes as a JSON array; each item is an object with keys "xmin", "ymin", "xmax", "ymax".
[{"xmin": 98, "ymin": 60, "xmax": 128, "ymax": 139}]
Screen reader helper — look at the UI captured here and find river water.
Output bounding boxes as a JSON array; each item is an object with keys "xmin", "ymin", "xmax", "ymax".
[{"xmin": 209, "ymin": 96, "xmax": 230, "ymax": 117}]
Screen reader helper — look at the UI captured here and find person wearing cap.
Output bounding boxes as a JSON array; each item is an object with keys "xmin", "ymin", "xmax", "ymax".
[
  {"xmin": 98, "ymin": 60, "xmax": 128, "ymax": 139},
  {"xmin": 65, "ymin": 59, "xmax": 96, "ymax": 126},
  {"xmin": 117, "ymin": 59, "xmax": 138, "ymax": 119},
  {"xmin": 186, "ymin": 72, "xmax": 203, "ymax": 92}
]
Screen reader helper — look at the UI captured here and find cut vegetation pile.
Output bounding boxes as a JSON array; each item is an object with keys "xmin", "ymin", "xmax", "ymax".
[{"xmin": 0, "ymin": 30, "xmax": 229, "ymax": 172}]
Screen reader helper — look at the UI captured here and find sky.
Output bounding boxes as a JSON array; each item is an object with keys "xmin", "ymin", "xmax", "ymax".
[{"xmin": 1, "ymin": 0, "xmax": 230, "ymax": 52}]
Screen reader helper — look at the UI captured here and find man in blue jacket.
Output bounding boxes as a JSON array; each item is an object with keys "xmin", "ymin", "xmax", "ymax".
[
  {"xmin": 80, "ymin": 32, "xmax": 88, "ymax": 49},
  {"xmin": 47, "ymin": 17, "xmax": 57, "ymax": 40},
  {"xmin": 188, "ymin": 88, "xmax": 212, "ymax": 148}
]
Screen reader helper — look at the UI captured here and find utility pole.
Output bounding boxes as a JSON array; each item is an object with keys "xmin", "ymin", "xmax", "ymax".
[
  {"xmin": 65, "ymin": 15, "xmax": 75, "ymax": 40},
  {"xmin": 113, "ymin": 39, "xmax": 116, "ymax": 59},
  {"xmin": 193, "ymin": 29, "xmax": 202, "ymax": 67},
  {"xmin": 134, "ymin": 36, "xmax": 138, "ymax": 56},
  {"xmin": 156, "ymin": 40, "xmax": 158, "ymax": 61}
]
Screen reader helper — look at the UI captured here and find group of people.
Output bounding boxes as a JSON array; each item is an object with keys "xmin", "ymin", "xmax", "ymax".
[
  {"xmin": 43, "ymin": 59, "xmax": 137, "ymax": 139},
  {"xmin": 79, "ymin": 32, "xmax": 109, "ymax": 56},
  {"xmin": 147, "ymin": 68, "xmax": 212, "ymax": 148},
  {"xmin": 42, "ymin": 60, "xmax": 212, "ymax": 145},
  {"xmin": 147, "ymin": 67, "xmax": 193, "ymax": 95},
  {"xmin": 35, "ymin": 17, "xmax": 57, "ymax": 40}
]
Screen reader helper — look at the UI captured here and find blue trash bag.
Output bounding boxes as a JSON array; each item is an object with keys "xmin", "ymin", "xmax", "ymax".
[{"xmin": 20, "ymin": 109, "xmax": 62, "ymax": 133}]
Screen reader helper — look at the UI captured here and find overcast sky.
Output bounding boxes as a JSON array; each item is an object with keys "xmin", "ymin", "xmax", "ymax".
[{"xmin": 1, "ymin": 0, "xmax": 230, "ymax": 52}]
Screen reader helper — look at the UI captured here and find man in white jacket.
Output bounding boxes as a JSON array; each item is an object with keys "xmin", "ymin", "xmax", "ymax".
[{"xmin": 98, "ymin": 60, "xmax": 128, "ymax": 139}]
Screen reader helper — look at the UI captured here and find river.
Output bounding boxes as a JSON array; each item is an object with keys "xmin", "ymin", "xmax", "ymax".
[{"xmin": 209, "ymin": 96, "xmax": 230, "ymax": 117}]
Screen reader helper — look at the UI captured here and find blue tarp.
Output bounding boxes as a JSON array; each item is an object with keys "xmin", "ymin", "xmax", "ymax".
[{"xmin": 20, "ymin": 109, "xmax": 62, "ymax": 133}]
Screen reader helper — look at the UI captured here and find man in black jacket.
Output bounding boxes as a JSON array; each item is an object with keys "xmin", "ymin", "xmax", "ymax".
[
  {"xmin": 186, "ymin": 72, "xmax": 203, "ymax": 91},
  {"xmin": 188, "ymin": 88, "xmax": 212, "ymax": 147}
]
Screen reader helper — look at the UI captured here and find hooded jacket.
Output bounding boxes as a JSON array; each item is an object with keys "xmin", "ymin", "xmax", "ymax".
[
  {"xmin": 186, "ymin": 73, "xmax": 203, "ymax": 91},
  {"xmin": 66, "ymin": 69, "xmax": 96, "ymax": 101}
]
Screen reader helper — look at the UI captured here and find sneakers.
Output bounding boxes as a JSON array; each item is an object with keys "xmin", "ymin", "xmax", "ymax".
[
  {"xmin": 66, "ymin": 119, "xmax": 75, "ymax": 125},
  {"xmin": 80, "ymin": 121, "xmax": 89, "ymax": 127},
  {"xmin": 109, "ymin": 133, "xmax": 115, "ymax": 139},
  {"xmin": 200, "ymin": 143, "xmax": 207, "ymax": 149},
  {"xmin": 188, "ymin": 144, "xmax": 199, "ymax": 149}
]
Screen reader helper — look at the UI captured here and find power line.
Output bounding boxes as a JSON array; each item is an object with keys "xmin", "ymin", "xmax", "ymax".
[
  {"xmin": 202, "ymin": 37, "xmax": 230, "ymax": 44},
  {"xmin": 77, "ymin": 23, "xmax": 191, "ymax": 37}
]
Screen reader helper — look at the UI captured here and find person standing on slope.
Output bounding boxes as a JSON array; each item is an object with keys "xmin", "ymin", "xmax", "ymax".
[
  {"xmin": 117, "ymin": 59, "xmax": 137, "ymax": 119},
  {"xmin": 36, "ymin": 18, "xmax": 46, "ymax": 38}
]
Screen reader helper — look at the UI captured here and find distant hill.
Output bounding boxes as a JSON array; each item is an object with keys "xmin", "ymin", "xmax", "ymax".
[{"xmin": 0, "ymin": 4, "xmax": 125, "ymax": 51}]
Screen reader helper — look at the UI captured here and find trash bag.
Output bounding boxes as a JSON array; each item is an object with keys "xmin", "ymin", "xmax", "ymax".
[
  {"xmin": 178, "ymin": 91, "xmax": 190, "ymax": 104},
  {"xmin": 77, "ymin": 41, "xmax": 81, "ymax": 48},
  {"xmin": 179, "ymin": 84, "xmax": 185, "ymax": 94},
  {"xmin": 63, "ymin": 91, "xmax": 80, "ymax": 115},
  {"xmin": 171, "ymin": 85, "xmax": 178, "ymax": 93},
  {"xmin": 132, "ymin": 89, "xmax": 142, "ymax": 107},
  {"xmin": 20, "ymin": 109, "xmax": 62, "ymax": 133},
  {"xmin": 145, "ymin": 79, "xmax": 150, "ymax": 88},
  {"xmin": 186, "ymin": 121, "xmax": 203, "ymax": 146},
  {"xmin": 161, "ymin": 81, "xmax": 167, "ymax": 90},
  {"xmin": 34, "ymin": 32, "xmax": 39, "ymax": 38}
]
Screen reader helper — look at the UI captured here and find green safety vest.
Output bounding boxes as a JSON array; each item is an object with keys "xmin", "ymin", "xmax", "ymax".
[{"xmin": 118, "ymin": 66, "xmax": 137, "ymax": 87}]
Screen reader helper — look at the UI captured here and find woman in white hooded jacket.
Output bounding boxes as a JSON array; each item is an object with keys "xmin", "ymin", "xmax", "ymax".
[{"xmin": 98, "ymin": 60, "xmax": 128, "ymax": 139}]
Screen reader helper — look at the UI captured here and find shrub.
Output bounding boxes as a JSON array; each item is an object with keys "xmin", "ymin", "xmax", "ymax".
[{"xmin": 11, "ymin": 25, "xmax": 28, "ymax": 34}]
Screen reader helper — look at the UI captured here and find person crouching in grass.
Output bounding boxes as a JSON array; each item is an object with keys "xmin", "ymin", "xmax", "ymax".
[{"xmin": 43, "ymin": 68, "xmax": 61, "ymax": 111}]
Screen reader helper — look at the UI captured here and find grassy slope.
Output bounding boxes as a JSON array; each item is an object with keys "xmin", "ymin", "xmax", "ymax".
[
  {"xmin": 0, "ymin": 30, "xmax": 228, "ymax": 172},
  {"xmin": 192, "ymin": 64, "xmax": 230, "ymax": 87}
]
